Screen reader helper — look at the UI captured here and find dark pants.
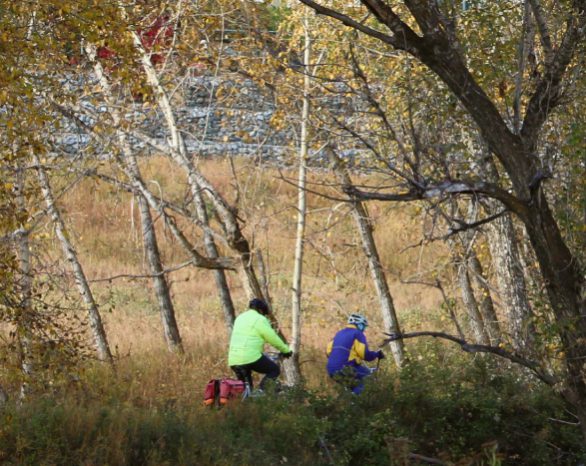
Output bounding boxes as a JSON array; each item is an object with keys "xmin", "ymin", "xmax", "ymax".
[{"xmin": 231, "ymin": 354, "xmax": 280, "ymax": 390}]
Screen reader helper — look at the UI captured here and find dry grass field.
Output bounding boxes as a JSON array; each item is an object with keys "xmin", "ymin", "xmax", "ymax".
[{"xmin": 19, "ymin": 155, "xmax": 448, "ymax": 400}]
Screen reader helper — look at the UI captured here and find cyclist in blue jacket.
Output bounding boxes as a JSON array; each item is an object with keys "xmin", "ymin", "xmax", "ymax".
[{"xmin": 326, "ymin": 313, "xmax": 384, "ymax": 394}]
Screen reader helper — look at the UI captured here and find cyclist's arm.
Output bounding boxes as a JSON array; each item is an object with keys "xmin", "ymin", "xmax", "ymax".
[
  {"xmin": 257, "ymin": 316, "xmax": 291, "ymax": 354},
  {"xmin": 354, "ymin": 332, "xmax": 379, "ymax": 362}
]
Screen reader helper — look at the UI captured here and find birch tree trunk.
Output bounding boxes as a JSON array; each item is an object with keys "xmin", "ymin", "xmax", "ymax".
[
  {"xmin": 137, "ymin": 194, "xmax": 184, "ymax": 353},
  {"xmin": 287, "ymin": 14, "xmax": 311, "ymax": 385},
  {"xmin": 193, "ymin": 188, "xmax": 235, "ymax": 333},
  {"xmin": 461, "ymin": 200, "xmax": 502, "ymax": 345},
  {"xmin": 457, "ymin": 261, "xmax": 489, "ymax": 345},
  {"xmin": 126, "ymin": 29, "xmax": 290, "ymax": 351},
  {"xmin": 330, "ymin": 152, "xmax": 406, "ymax": 366},
  {"xmin": 86, "ymin": 45, "xmax": 240, "ymax": 360},
  {"xmin": 87, "ymin": 45, "xmax": 235, "ymax": 274},
  {"xmin": 129, "ymin": 31, "xmax": 237, "ymax": 332},
  {"xmin": 14, "ymin": 163, "xmax": 34, "ymax": 399},
  {"xmin": 32, "ymin": 153, "xmax": 113, "ymax": 365},
  {"xmin": 468, "ymin": 254, "xmax": 501, "ymax": 345}
]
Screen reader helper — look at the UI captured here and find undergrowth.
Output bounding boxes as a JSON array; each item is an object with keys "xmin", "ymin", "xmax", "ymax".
[{"xmin": 0, "ymin": 347, "xmax": 584, "ymax": 466}]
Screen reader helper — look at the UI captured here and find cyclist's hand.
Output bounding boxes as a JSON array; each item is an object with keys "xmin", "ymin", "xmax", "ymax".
[
  {"xmin": 377, "ymin": 350, "xmax": 385, "ymax": 359},
  {"xmin": 281, "ymin": 351, "xmax": 293, "ymax": 359}
]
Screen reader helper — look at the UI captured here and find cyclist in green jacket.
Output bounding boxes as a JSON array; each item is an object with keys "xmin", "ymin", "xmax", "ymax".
[{"xmin": 228, "ymin": 298, "xmax": 292, "ymax": 390}]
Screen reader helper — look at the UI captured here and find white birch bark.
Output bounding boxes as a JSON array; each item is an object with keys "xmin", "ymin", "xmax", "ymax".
[
  {"xmin": 87, "ymin": 47, "xmax": 218, "ymax": 353},
  {"xmin": 461, "ymin": 201, "xmax": 501, "ymax": 344},
  {"xmin": 32, "ymin": 152, "xmax": 113, "ymax": 364},
  {"xmin": 457, "ymin": 262, "xmax": 489, "ymax": 345},
  {"xmin": 486, "ymin": 213, "xmax": 535, "ymax": 351},
  {"xmin": 15, "ymin": 163, "xmax": 34, "ymax": 399},
  {"xmin": 287, "ymin": 15, "xmax": 311, "ymax": 385},
  {"xmin": 128, "ymin": 30, "xmax": 238, "ymax": 330},
  {"xmin": 468, "ymin": 254, "xmax": 502, "ymax": 345}
]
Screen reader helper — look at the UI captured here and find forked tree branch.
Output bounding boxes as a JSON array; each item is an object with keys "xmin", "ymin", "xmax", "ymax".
[{"xmin": 297, "ymin": 0, "xmax": 416, "ymax": 51}]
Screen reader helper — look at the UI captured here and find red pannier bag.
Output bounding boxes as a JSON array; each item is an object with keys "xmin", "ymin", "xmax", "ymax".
[
  {"xmin": 203, "ymin": 379, "xmax": 219, "ymax": 406},
  {"xmin": 218, "ymin": 378, "xmax": 246, "ymax": 405}
]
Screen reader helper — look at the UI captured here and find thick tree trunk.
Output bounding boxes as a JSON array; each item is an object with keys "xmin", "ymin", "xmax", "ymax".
[
  {"xmin": 524, "ymin": 194, "xmax": 586, "ymax": 435},
  {"xmin": 137, "ymin": 194, "xmax": 183, "ymax": 353},
  {"xmin": 33, "ymin": 153, "xmax": 113, "ymax": 365},
  {"xmin": 486, "ymin": 213, "xmax": 535, "ymax": 351},
  {"xmin": 481, "ymin": 154, "xmax": 534, "ymax": 351}
]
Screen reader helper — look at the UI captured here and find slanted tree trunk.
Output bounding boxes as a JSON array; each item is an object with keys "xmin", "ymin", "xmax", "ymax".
[
  {"xmin": 460, "ymin": 200, "xmax": 501, "ymax": 345},
  {"xmin": 32, "ymin": 153, "xmax": 113, "ymax": 365},
  {"xmin": 137, "ymin": 194, "xmax": 183, "ymax": 353},
  {"xmin": 86, "ymin": 45, "xmax": 238, "ymax": 356},
  {"xmin": 128, "ymin": 31, "xmax": 239, "ymax": 333},
  {"xmin": 194, "ymin": 190, "xmax": 236, "ymax": 333},
  {"xmin": 127, "ymin": 29, "xmax": 288, "ymax": 345},
  {"xmin": 448, "ymin": 201, "xmax": 490, "ymax": 345},
  {"xmin": 457, "ymin": 259, "xmax": 489, "ymax": 345},
  {"xmin": 87, "ymin": 47, "xmax": 235, "ymax": 276},
  {"xmin": 331, "ymin": 152, "xmax": 406, "ymax": 366},
  {"xmin": 468, "ymin": 254, "xmax": 501, "ymax": 345}
]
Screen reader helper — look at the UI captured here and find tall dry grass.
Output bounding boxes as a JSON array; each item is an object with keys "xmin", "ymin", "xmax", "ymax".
[{"xmin": 39, "ymin": 155, "xmax": 448, "ymax": 394}]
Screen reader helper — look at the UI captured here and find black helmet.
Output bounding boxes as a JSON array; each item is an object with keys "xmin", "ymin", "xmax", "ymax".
[{"xmin": 249, "ymin": 298, "xmax": 269, "ymax": 315}]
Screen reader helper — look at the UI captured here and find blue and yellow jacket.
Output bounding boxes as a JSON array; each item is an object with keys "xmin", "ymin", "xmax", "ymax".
[{"xmin": 326, "ymin": 325, "xmax": 379, "ymax": 375}]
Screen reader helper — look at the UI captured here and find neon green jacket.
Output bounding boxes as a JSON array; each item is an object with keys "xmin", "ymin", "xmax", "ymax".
[{"xmin": 228, "ymin": 309, "xmax": 290, "ymax": 366}]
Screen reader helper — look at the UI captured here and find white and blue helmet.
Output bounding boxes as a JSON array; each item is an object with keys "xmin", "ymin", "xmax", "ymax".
[{"xmin": 348, "ymin": 313, "xmax": 368, "ymax": 328}]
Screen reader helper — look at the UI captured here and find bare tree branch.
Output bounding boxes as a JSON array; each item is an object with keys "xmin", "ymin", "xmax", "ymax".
[
  {"xmin": 446, "ymin": 209, "xmax": 509, "ymax": 236},
  {"xmin": 344, "ymin": 179, "xmax": 528, "ymax": 217},
  {"xmin": 382, "ymin": 331, "xmax": 558, "ymax": 385},
  {"xmin": 297, "ymin": 0, "xmax": 416, "ymax": 50},
  {"xmin": 88, "ymin": 259, "xmax": 195, "ymax": 283}
]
